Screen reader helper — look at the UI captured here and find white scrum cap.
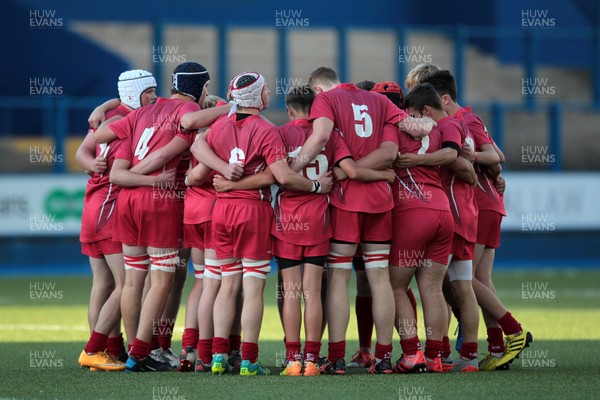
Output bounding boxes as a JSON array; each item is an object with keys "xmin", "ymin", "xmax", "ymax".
[{"xmin": 118, "ymin": 69, "xmax": 156, "ymax": 109}]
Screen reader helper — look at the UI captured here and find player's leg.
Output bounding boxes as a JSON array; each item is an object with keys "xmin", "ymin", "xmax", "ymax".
[
  {"xmin": 195, "ymin": 249, "xmax": 220, "ymax": 372},
  {"xmin": 88, "ymin": 256, "xmax": 114, "ymax": 332},
  {"xmin": 239, "ymin": 258, "xmax": 271, "ymax": 376},
  {"xmin": 228, "ymin": 290, "xmax": 243, "ymax": 372},
  {"xmin": 79, "ymin": 251, "xmax": 125, "ymax": 371},
  {"xmin": 278, "ymin": 258, "xmax": 303, "ymax": 376},
  {"xmin": 447, "ymin": 257, "xmax": 480, "ymax": 372},
  {"xmin": 362, "ymin": 242, "xmax": 394, "ymax": 374},
  {"xmin": 474, "ymin": 209, "xmax": 519, "ymax": 371},
  {"xmin": 472, "ymin": 271, "xmax": 532, "ymax": 369},
  {"xmin": 91, "ymin": 252, "xmax": 125, "ymax": 342},
  {"xmin": 126, "ymin": 246, "xmax": 178, "ymax": 372},
  {"xmin": 322, "ymin": 240, "xmax": 356, "ymax": 374},
  {"xmin": 178, "ymin": 246, "xmax": 203, "ymax": 372},
  {"xmin": 302, "ymin": 260, "xmax": 325, "ymax": 376},
  {"xmin": 120, "ymin": 245, "xmax": 150, "ymax": 352},
  {"xmin": 211, "ymin": 257, "xmax": 242, "ymax": 374},
  {"xmin": 474, "ymin": 243, "xmax": 504, "ymax": 368},
  {"xmin": 102, "ymin": 251, "xmax": 126, "ymax": 361},
  {"xmin": 417, "ymin": 209, "xmax": 454, "ymax": 373},
  {"xmin": 359, "ymin": 210, "xmax": 394, "ymax": 374},
  {"xmin": 348, "ymin": 252, "xmax": 375, "ymax": 368},
  {"xmin": 389, "ymin": 264, "xmax": 424, "ymax": 373},
  {"xmin": 415, "ymin": 260, "xmax": 448, "ymax": 373},
  {"xmin": 472, "ymin": 211, "xmax": 531, "ymax": 369},
  {"xmin": 153, "ymin": 247, "xmax": 189, "ymax": 368},
  {"xmin": 209, "ymin": 200, "xmax": 243, "ymax": 374}
]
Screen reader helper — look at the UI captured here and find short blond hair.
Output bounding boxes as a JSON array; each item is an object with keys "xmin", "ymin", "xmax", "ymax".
[{"xmin": 405, "ymin": 63, "xmax": 441, "ymax": 90}]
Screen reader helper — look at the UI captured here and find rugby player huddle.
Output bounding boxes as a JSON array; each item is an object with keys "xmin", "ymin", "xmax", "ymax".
[{"xmin": 76, "ymin": 60, "xmax": 533, "ymax": 375}]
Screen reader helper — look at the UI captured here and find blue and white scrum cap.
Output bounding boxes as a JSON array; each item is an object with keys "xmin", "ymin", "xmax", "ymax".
[{"xmin": 172, "ymin": 62, "xmax": 210, "ymax": 102}]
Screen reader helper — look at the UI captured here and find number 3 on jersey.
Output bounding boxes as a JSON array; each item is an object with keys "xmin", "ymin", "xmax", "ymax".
[
  {"xmin": 134, "ymin": 127, "xmax": 155, "ymax": 160},
  {"xmin": 352, "ymin": 103, "xmax": 373, "ymax": 138}
]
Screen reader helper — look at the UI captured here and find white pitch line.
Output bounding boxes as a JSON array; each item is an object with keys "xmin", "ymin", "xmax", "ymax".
[
  {"xmin": 0, "ymin": 324, "xmax": 186, "ymax": 333},
  {"xmin": 0, "ymin": 324, "xmax": 89, "ymax": 331}
]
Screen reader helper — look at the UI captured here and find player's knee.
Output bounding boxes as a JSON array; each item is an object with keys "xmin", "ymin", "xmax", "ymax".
[
  {"xmin": 362, "ymin": 249, "xmax": 391, "ymax": 270},
  {"xmin": 149, "ymin": 251, "xmax": 180, "ymax": 273}
]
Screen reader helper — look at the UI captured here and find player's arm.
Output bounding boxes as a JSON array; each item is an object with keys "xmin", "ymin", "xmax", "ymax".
[
  {"xmin": 492, "ymin": 141, "xmax": 506, "ymax": 163},
  {"xmin": 355, "ymin": 140, "xmax": 398, "ymax": 170},
  {"xmin": 448, "ymin": 156, "xmax": 477, "ymax": 186},
  {"xmin": 110, "ymin": 158, "xmax": 175, "ymax": 187},
  {"xmin": 190, "ymin": 130, "xmax": 243, "ymax": 181},
  {"xmin": 395, "ymin": 146, "xmax": 458, "ymax": 168},
  {"xmin": 88, "ymin": 98, "xmax": 121, "ymax": 129},
  {"xmin": 338, "ymin": 158, "xmax": 395, "ymax": 183},
  {"xmin": 94, "ymin": 116, "xmax": 123, "ymax": 144},
  {"xmin": 130, "ymin": 136, "xmax": 189, "ymax": 175},
  {"xmin": 180, "ymin": 104, "xmax": 231, "ymax": 130},
  {"xmin": 213, "ymin": 169, "xmax": 276, "ymax": 193},
  {"xmin": 462, "ymin": 142, "xmax": 500, "ymax": 166},
  {"xmin": 398, "ymin": 116, "xmax": 436, "ymax": 138},
  {"xmin": 186, "ymin": 162, "xmax": 212, "ymax": 186},
  {"xmin": 75, "ymin": 131, "xmax": 105, "ymax": 175},
  {"xmin": 270, "ymin": 158, "xmax": 333, "ymax": 194},
  {"xmin": 289, "ymin": 117, "xmax": 333, "ymax": 172}
]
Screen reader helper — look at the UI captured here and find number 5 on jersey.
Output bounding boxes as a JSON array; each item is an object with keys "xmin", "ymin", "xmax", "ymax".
[{"xmin": 352, "ymin": 103, "xmax": 373, "ymax": 138}]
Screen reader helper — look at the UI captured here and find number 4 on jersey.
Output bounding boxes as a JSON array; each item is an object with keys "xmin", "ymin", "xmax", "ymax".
[{"xmin": 134, "ymin": 127, "xmax": 155, "ymax": 160}]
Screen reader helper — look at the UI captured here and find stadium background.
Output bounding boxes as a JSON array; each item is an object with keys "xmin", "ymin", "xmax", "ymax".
[
  {"xmin": 1, "ymin": 1, "xmax": 600, "ymax": 398},
  {"xmin": 1, "ymin": 0, "xmax": 599, "ymax": 272}
]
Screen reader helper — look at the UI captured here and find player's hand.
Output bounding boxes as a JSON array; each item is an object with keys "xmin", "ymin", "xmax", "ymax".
[
  {"xmin": 88, "ymin": 108, "xmax": 106, "ymax": 129},
  {"xmin": 381, "ymin": 168, "xmax": 397, "ymax": 184},
  {"xmin": 495, "ymin": 175, "xmax": 506, "ymax": 195},
  {"xmin": 317, "ymin": 173, "xmax": 334, "ymax": 194},
  {"xmin": 154, "ymin": 168, "xmax": 176, "ymax": 185},
  {"xmin": 460, "ymin": 143, "xmax": 475, "ymax": 162},
  {"xmin": 93, "ymin": 156, "xmax": 107, "ymax": 174},
  {"xmin": 212, "ymin": 174, "xmax": 233, "ymax": 192},
  {"xmin": 223, "ymin": 162, "xmax": 243, "ymax": 181},
  {"xmin": 333, "ymin": 167, "xmax": 348, "ymax": 181},
  {"xmin": 395, "ymin": 153, "xmax": 422, "ymax": 168}
]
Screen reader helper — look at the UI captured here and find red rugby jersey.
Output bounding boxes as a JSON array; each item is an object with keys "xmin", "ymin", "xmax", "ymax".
[
  {"xmin": 453, "ymin": 106, "xmax": 506, "ymax": 216},
  {"xmin": 437, "ymin": 116, "xmax": 478, "ymax": 242},
  {"xmin": 273, "ymin": 119, "xmax": 351, "ymax": 245},
  {"xmin": 310, "ymin": 83, "xmax": 406, "ymax": 213},
  {"xmin": 393, "ymin": 127, "xmax": 450, "ymax": 213},
  {"xmin": 206, "ymin": 113, "xmax": 286, "ymax": 202},
  {"xmin": 110, "ymin": 97, "xmax": 199, "ymax": 187},
  {"xmin": 80, "ymin": 104, "xmax": 131, "ymax": 243}
]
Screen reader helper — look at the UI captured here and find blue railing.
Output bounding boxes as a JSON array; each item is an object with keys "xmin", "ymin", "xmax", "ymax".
[{"xmin": 1, "ymin": 23, "xmax": 598, "ymax": 173}]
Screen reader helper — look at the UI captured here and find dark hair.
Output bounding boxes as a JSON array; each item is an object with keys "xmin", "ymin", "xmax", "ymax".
[
  {"xmin": 355, "ymin": 80, "xmax": 376, "ymax": 91},
  {"xmin": 285, "ymin": 85, "xmax": 314, "ymax": 114},
  {"xmin": 308, "ymin": 67, "xmax": 340, "ymax": 87},
  {"xmin": 403, "ymin": 83, "xmax": 443, "ymax": 114},
  {"xmin": 381, "ymin": 92, "xmax": 403, "ymax": 109},
  {"xmin": 233, "ymin": 74, "xmax": 258, "ymax": 89},
  {"xmin": 420, "ymin": 70, "xmax": 457, "ymax": 101}
]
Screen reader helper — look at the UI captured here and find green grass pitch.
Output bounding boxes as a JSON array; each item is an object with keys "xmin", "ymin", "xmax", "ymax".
[{"xmin": 1, "ymin": 269, "xmax": 599, "ymax": 399}]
